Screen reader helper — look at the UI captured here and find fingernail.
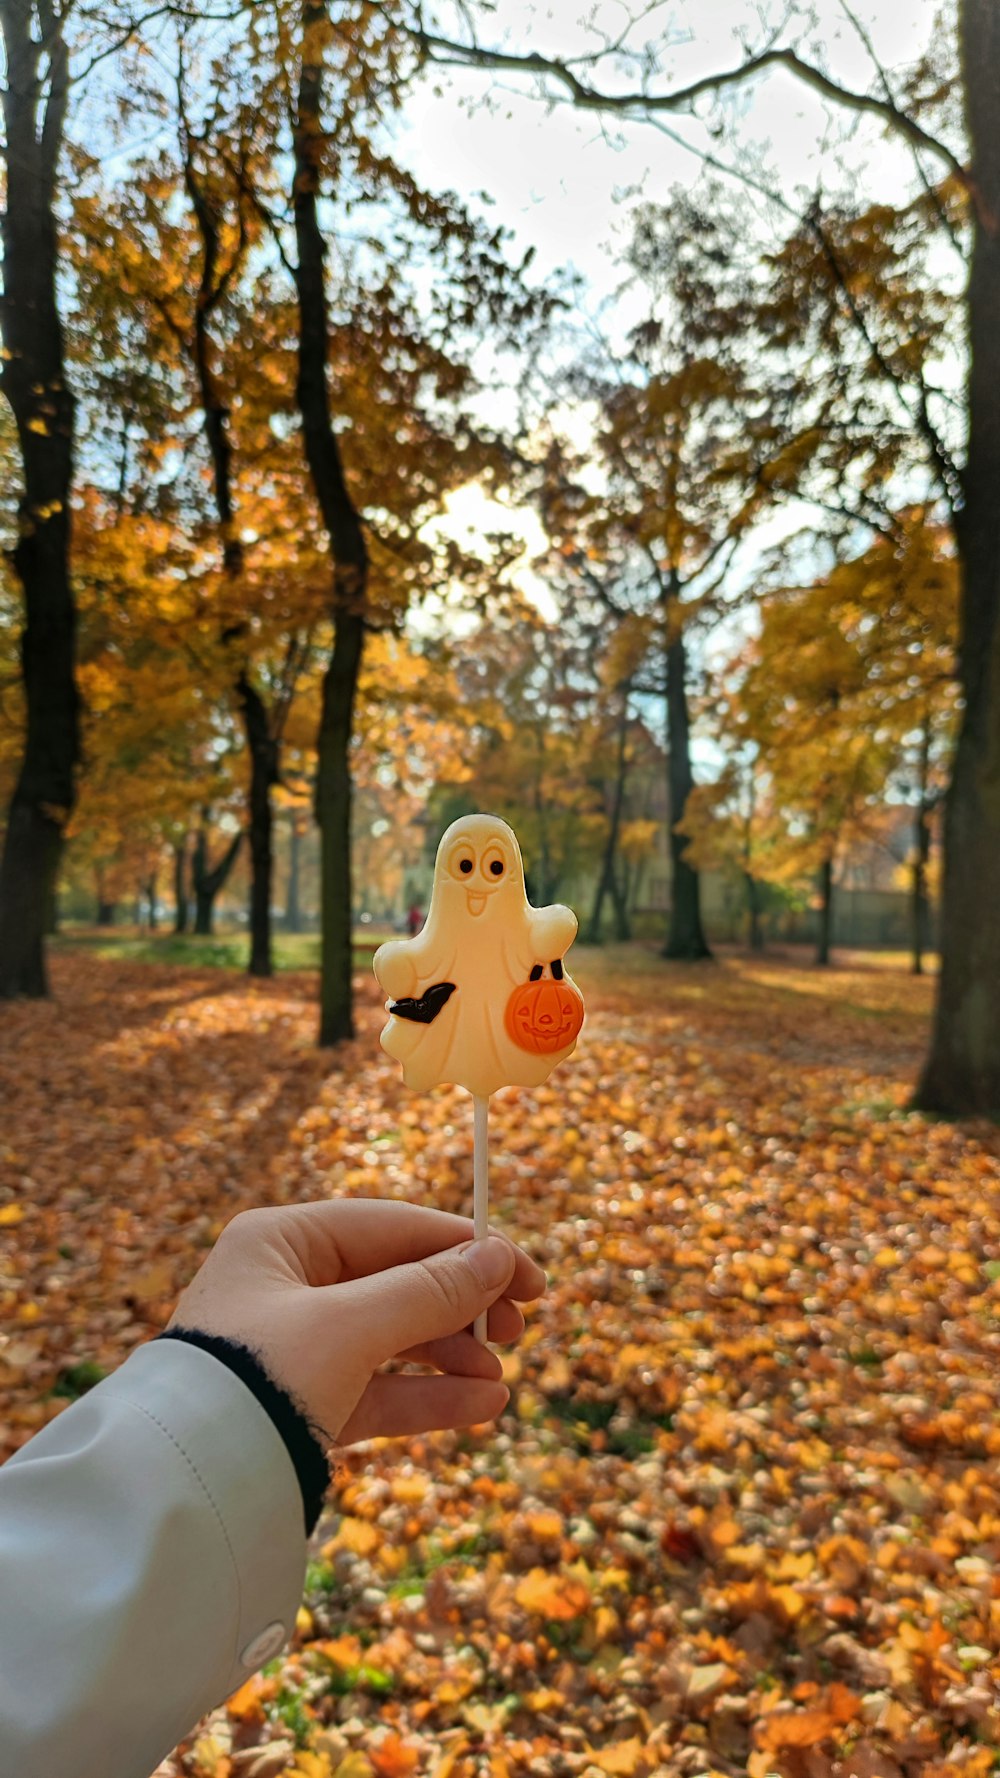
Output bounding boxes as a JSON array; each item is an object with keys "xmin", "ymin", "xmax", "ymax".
[{"xmin": 462, "ymin": 1235, "xmax": 514, "ymax": 1291}]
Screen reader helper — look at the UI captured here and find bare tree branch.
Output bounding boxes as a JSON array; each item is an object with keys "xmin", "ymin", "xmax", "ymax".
[
  {"xmin": 837, "ymin": 0, "xmax": 964, "ymax": 251},
  {"xmin": 70, "ymin": 3, "xmax": 245, "ymax": 85},
  {"xmin": 412, "ymin": 27, "xmax": 970, "ymax": 189}
]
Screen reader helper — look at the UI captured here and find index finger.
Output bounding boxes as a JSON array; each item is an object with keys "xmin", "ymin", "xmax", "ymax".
[{"xmin": 256, "ymin": 1197, "xmax": 547, "ymax": 1301}]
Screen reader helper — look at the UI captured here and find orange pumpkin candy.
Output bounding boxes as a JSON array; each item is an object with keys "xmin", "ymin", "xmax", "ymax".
[{"xmin": 505, "ymin": 968, "xmax": 584, "ymax": 1055}]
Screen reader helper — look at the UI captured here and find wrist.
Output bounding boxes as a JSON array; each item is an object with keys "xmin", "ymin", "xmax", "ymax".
[{"xmin": 156, "ymin": 1328, "xmax": 331, "ymax": 1534}]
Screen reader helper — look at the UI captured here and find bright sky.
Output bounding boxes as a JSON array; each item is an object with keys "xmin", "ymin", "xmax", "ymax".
[
  {"xmin": 417, "ymin": 485, "xmax": 557, "ymax": 628},
  {"xmin": 402, "ymin": 0, "xmax": 941, "ymax": 292},
  {"xmin": 405, "ymin": 0, "xmax": 948, "ymax": 610}
]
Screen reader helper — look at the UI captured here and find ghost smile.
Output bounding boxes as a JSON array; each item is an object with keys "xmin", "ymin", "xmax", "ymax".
[{"xmin": 466, "ymin": 890, "xmax": 488, "ymax": 916}]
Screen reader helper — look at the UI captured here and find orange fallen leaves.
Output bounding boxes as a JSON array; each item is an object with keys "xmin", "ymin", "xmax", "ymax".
[
  {"xmin": 514, "ymin": 1568, "xmax": 591, "ymax": 1620},
  {"xmin": 291, "ymin": 1755, "xmax": 334, "ymax": 1778},
  {"xmin": 724, "ymin": 1575, "xmax": 811, "ymax": 1627},
  {"xmin": 369, "ymin": 1735, "xmax": 419, "ymax": 1778},
  {"xmin": 756, "ymin": 1683, "xmax": 862, "ymax": 1750},
  {"xmin": 4, "ymin": 949, "xmax": 1000, "ymax": 1778},
  {"xmin": 520, "ymin": 1509, "xmax": 563, "ymax": 1542},
  {"xmin": 310, "ymin": 1635, "xmax": 365, "ymax": 1670},
  {"xmin": 225, "ymin": 1674, "xmax": 271, "ymax": 1722},
  {"xmin": 586, "ymin": 1736, "xmax": 649, "ymax": 1775},
  {"xmin": 324, "ymin": 1517, "xmax": 381, "ymax": 1558}
]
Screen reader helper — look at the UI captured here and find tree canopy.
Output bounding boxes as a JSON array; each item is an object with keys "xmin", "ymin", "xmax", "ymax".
[{"xmin": 2, "ymin": 0, "xmax": 995, "ymax": 1109}]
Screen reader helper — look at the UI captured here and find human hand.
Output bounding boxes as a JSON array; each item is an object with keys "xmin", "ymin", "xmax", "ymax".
[{"xmin": 167, "ymin": 1199, "xmax": 544, "ymax": 1446}]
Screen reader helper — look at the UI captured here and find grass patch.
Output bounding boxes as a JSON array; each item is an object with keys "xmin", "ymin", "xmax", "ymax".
[
  {"xmin": 267, "ymin": 1683, "xmax": 314, "ymax": 1746},
  {"xmin": 546, "ymin": 1393, "xmax": 674, "ymax": 1458},
  {"xmin": 53, "ymin": 927, "xmax": 390, "ymax": 972},
  {"xmin": 835, "ymin": 1094, "xmax": 903, "ymax": 1121},
  {"xmin": 386, "ymin": 1532, "xmax": 492, "ymax": 1600},
  {"xmin": 324, "ymin": 1662, "xmax": 395, "ymax": 1697},
  {"xmin": 50, "ymin": 1360, "xmax": 108, "ymax": 1399},
  {"xmin": 304, "ymin": 1557, "xmax": 336, "ymax": 1595},
  {"xmin": 848, "ymin": 1346, "xmax": 882, "ymax": 1369}
]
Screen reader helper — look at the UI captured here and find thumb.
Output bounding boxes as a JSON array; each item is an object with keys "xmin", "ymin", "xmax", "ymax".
[{"xmin": 351, "ymin": 1235, "xmax": 516, "ymax": 1360}]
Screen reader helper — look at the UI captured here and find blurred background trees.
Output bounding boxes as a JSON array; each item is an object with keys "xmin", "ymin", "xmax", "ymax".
[{"xmin": 2, "ymin": 0, "xmax": 994, "ymax": 1109}]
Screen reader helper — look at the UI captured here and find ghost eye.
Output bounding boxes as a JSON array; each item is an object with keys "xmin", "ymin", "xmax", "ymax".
[
  {"xmin": 489, "ymin": 860, "xmax": 504, "ymax": 876},
  {"xmin": 483, "ymin": 846, "xmax": 506, "ymax": 879},
  {"xmin": 447, "ymin": 843, "xmax": 478, "ymax": 881}
]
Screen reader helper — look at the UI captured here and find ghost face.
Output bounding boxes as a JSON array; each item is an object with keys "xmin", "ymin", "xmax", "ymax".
[
  {"xmin": 445, "ymin": 827, "xmax": 514, "ymax": 918},
  {"xmin": 431, "ymin": 816, "xmax": 526, "ymax": 925}
]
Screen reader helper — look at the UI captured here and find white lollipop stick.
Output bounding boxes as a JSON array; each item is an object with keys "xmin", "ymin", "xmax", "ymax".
[{"xmin": 473, "ymin": 1093, "xmax": 490, "ymax": 1343}]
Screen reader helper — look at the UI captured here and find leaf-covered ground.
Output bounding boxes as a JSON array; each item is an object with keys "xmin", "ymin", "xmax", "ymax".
[{"xmin": 3, "ymin": 947, "xmax": 1000, "ymax": 1778}]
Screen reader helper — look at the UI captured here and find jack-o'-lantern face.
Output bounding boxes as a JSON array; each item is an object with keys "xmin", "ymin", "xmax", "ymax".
[{"xmin": 505, "ymin": 974, "xmax": 584, "ymax": 1055}]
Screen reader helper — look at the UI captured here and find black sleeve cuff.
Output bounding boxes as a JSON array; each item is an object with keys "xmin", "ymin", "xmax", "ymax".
[{"xmin": 155, "ymin": 1328, "xmax": 330, "ymax": 1535}]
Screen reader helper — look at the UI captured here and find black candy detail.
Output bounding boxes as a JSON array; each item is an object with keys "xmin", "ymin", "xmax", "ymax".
[
  {"xmin": 528, "ymin": 960, "xmax": 565, "ymax": 982},
  {"xmin": 390, "ymin": 981, "xmax": 457, "ymax": 1024}
]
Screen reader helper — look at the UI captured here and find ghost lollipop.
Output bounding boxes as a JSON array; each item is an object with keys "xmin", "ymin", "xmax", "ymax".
[{"xmin": 374, "ymin": 814, "xmax": 584, "ymax": 1339}]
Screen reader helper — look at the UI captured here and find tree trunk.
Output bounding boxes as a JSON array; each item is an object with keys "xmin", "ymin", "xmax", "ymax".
[
  {"xmin": 192, "ymin": 821, "xmax": 242, "ymax": 938},
  {"xmin": 0, "ymin": 1, "xmax": 78, "ymax": 999},
  {"xmin": 293, "ymin": 0, "xmax": 368, "ymax": 1046},
  {"xmin": 181, "ymin": 140, "xmax": 283, "ymax": 980},
  {"xmin": 816, "ymin": 857, "xmax": 834, "ymax": 966},
  {"xmin": 663, "ymin": 629, "xmax": 712, "ymax": 960},
  {"xmin": 911, "ymin": 858, "xmax": 930, "ymax": 976},
  {"xmin": 286, "ymin": 820, "xmax": 303, "ymax": 932},
  {"xmin": 238, "ymin": 674, "xmax": 279, "ymax": 978},
  {"xmin": 146, "ymin": 872, "xmax": 158, "ymax": 931},
  {"xmin": 746, "ymin": 872, "xmax": 765, "ymax": 951},
  {"xmin": 916, "ymin": 1, "xmax": 1000, "ymax": 1114},
  {"xmin": 743, "ymin": 766, "xmax": 764, "ymax": 952},
  {"xmin": 315, "ymin": 620, "xmax": 364, "ymax": 1039},
  {"xmin": 610, "ymin": 875, "xmax": 632, "ymax": 941},
  {"xmin": 173, "ymin": 841, "xmax": 189, "ymax": 934},
  {"xmin": 586, "ymin": 687, "xmax": 630, "ymax": 944},
  {"xmin": 97, "ymin": 900, "xmax": 116, "ymax": 927},
  {"xmin": 911, "ymin": 719, "xmax": 933, "ymax": 977}
]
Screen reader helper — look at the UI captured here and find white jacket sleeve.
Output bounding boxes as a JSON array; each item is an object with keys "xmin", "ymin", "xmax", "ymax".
[{"xmin": 0, "ymin": 1338, "xmax": 307, "ymax": 1778}]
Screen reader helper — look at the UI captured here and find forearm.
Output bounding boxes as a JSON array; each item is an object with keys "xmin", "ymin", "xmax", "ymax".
[{"xmin": 0, "ymin": 1340, "xmax": 306, "ymax": 1778}]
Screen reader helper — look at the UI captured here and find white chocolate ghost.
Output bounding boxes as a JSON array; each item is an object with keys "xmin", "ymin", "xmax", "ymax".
[{"xmin": 373, "ymin": 814, "xmax": 581, "ymax": 1098}]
